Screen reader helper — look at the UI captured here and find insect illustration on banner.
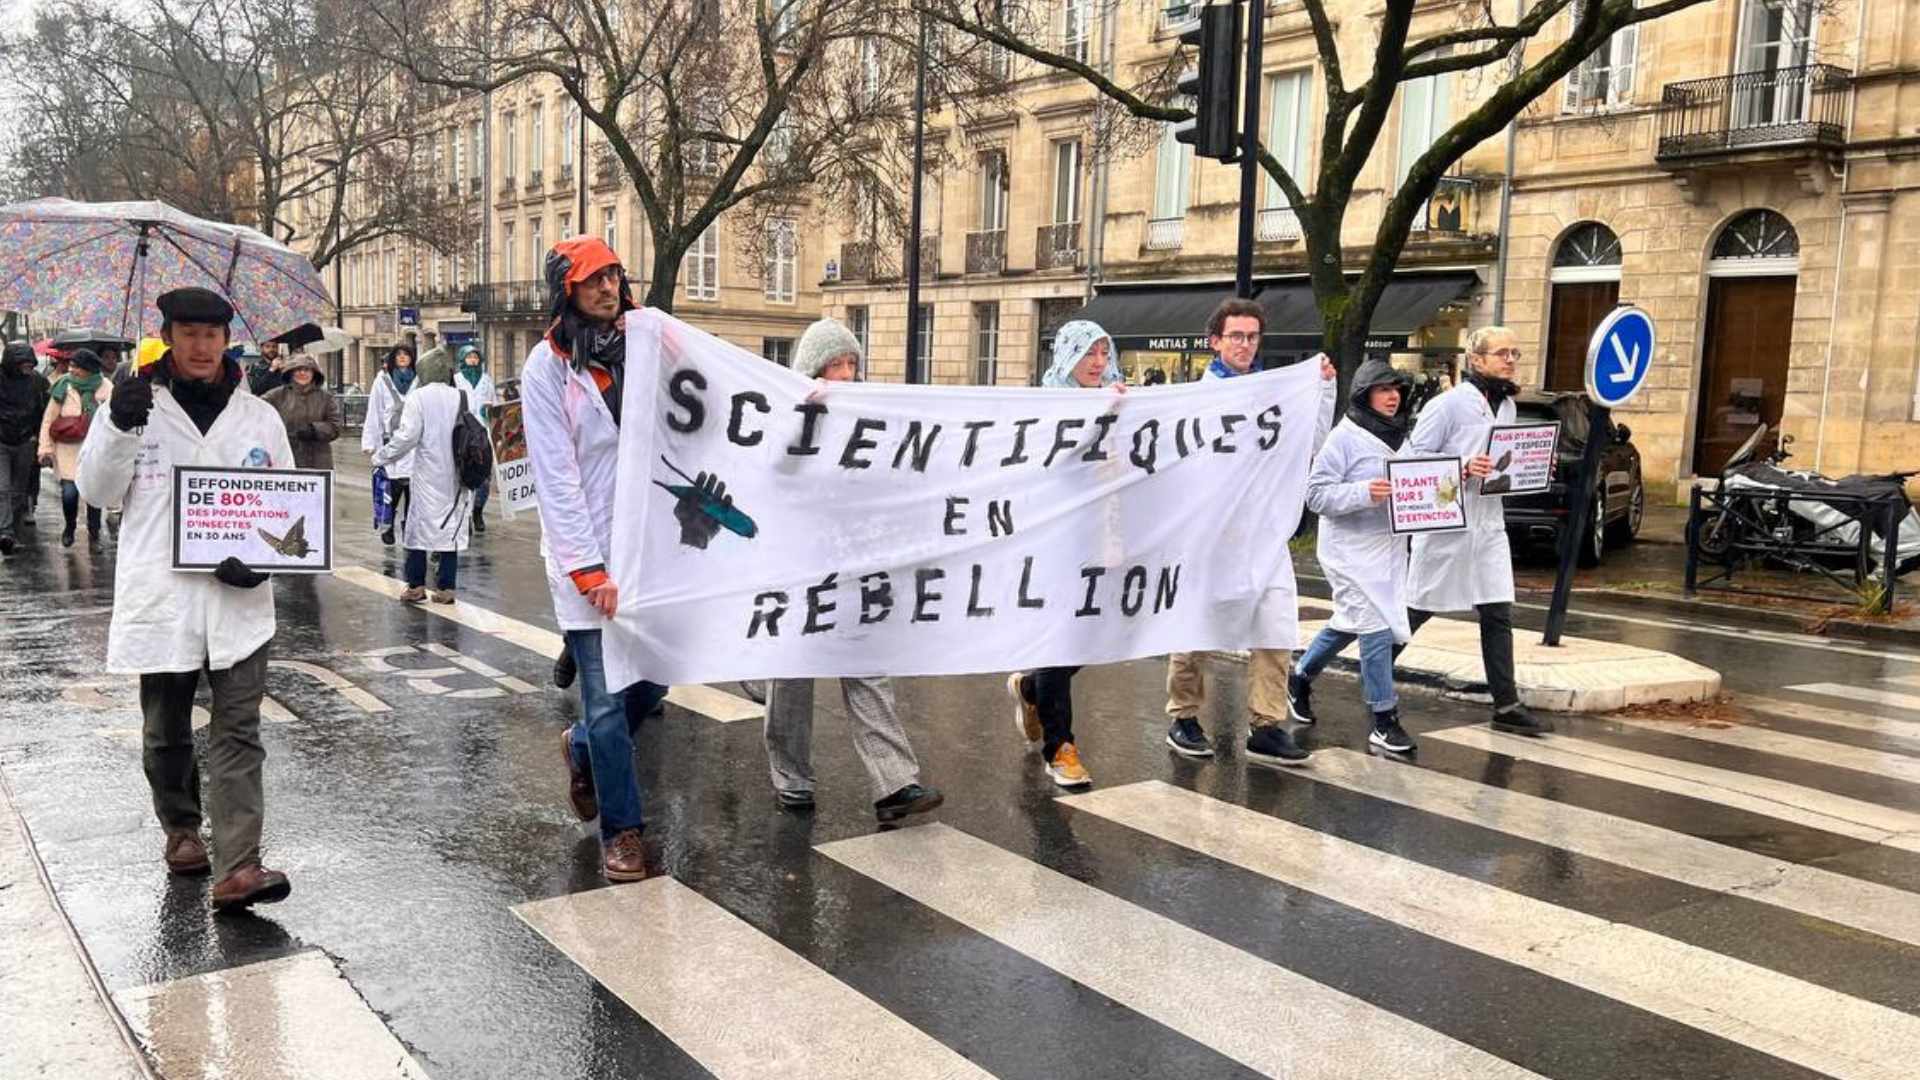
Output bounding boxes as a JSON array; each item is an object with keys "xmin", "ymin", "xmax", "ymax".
[{"xmin": 258, "ymin": 516, "xmax": 311, "ymax": 558}]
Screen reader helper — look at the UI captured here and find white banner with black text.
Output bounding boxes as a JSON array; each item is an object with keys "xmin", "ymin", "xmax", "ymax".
[{"xmin": 602, "ymin": 310, "xmax": 1324, "ymax": 689}]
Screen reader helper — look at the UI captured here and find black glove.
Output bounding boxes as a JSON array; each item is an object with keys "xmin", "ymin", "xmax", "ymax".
[
  {"xmin": 294, "ymin": 422, "xmax": 315, "ymax": 440},
  {"xmin": 214, "ymin": 556, "xmax": 269, "ymax": 589},
  {"xmin": 109, "ymin": 374, "xmax": 153, "ymax": 431}
]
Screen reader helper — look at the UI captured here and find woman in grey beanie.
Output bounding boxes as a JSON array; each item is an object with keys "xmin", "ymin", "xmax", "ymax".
[{"xmin": 760, "ymin": 316, "xmax": 944, "ymax": 821}]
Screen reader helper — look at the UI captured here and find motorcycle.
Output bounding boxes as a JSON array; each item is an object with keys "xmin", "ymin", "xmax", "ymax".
[{"xmin": 1691, "ymin": 425, "xmax": 1920, "ymax": 579}]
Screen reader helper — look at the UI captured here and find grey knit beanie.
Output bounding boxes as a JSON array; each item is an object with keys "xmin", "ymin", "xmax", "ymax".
[{"xmin": 793, "ymin": 318, "xmax": 862, "ymax": 378}]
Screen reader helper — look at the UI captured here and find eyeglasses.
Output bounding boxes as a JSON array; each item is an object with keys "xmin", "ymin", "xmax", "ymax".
[
  {"xmin": 1218, "ymin": 332, "xmax": 1261, "ymax": 346},
  {"xmin": 1478, "ymin": 347, "xmax": 1524, "ymax": 361}
]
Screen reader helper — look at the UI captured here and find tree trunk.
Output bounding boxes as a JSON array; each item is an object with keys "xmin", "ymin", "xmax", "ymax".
[{"xmin": 646, "ymin": 243, "xmax": 682, "ymax": 315}]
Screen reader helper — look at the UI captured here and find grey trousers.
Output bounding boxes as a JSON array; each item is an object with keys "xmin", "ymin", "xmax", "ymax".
[
  {"xmin": 763, "ymin": 677, "xmax": 921, "ymax": 801},
  {"xmin": 0, "ymin": 439, "xmax": 34, "ymax": 536},
  {"xmin": 140, "ymin": 644, "xmax": 270, "ymax": 879}
]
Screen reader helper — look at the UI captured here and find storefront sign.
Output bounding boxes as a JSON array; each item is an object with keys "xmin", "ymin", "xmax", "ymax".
[
  {"xmin": 171, "ymin": 466, "xmax": 333, "ymax": 573},
  {"xmin": 1387, "ymin": 456, "xmax": 1468, "ymax": 535},
  {"xmin": 1481, "ymin": 422, "xmax": 1560, "ymax": 497}
]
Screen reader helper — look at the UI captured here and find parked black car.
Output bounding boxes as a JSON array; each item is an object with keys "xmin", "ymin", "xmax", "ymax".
[{"xmin": 1502, "ymin": 392, "xmax": 1646, "ymax": 567}]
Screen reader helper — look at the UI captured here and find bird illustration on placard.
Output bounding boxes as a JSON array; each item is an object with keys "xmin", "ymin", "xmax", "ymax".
[{"xmin": 258, "ymin": 517, "xmax": 311, "ymax": 559}]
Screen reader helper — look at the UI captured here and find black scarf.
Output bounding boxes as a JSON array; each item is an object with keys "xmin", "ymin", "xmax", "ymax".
[
  {"xmin": 1468, "ymin": 370, "xmax": 1519, "ymax": 412},
  {"xmin": 554, "ymin": 312, "xmax": 627, "ymax": 425},
  {"xmin": 1346, "ymin": 403, "xmax": 1409, "ymax": 451},
  {"xmin": 157, "ymin": 355, "xmax": 242, "ymax": 435}
]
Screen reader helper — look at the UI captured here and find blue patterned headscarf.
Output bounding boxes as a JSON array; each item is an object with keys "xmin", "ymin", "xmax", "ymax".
[{"xmin": 1041, "ymin": 320, "xmax": 1122, "ymax": 388}]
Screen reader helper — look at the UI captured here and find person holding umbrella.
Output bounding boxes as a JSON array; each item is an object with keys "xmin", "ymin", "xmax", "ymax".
[
  {"xmin": 76, "ymin": 286, "xmax": 296, "ymax": 910},
  {"xmin": 39, "ymin": 347, "xmax": 113, "ymax": 549},
  {"xmin": 0, "ymin": 342, "xmax": 50, "ymax": 554}
]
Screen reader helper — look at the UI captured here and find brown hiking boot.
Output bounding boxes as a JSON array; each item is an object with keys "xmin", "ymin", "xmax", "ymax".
[
  {"xmin": 603, "ymin": 828, "xmax": 651, "ymax": 882},
  {"xmin": 561, "ymin": 729, "xmax": 596, "ymax": 821},
  {"xmin": 399, "ymin": 586, "xmax": 427, "ymax": 603},
  {"xmin": 211, "ymin": 862, "xmax": 292, "ymax": 910},
  {"xmin": 163, "ymin": 830, "xmax": 211, "ymax": 875},
  {"xmin": 430, "ymin": 589, "xmax": 456, "ymax": 604}
]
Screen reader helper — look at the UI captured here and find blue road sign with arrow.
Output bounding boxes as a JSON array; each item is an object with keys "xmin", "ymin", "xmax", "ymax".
[{"xmin": 1584, "ymin": 306, "xmax": 1655, "ymax": 408}]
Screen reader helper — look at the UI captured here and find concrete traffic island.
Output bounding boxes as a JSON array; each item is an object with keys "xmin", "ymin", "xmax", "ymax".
[{"xmin": 1294, "ymin": 615, "xmax": 1723, "ymax": 713}]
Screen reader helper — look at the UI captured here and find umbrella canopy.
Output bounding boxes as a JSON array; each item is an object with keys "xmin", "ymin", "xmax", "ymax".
[
  {"xmin": 0, "ymin": 198, "xmax": 332, "ymax": 345},
  {"xmin": 308, "ymin": 326, "xmax": 354, "ymax": 355},
  {"xmin": 50, "ymin": 326, "xmax": 134, "ymax": 353}
]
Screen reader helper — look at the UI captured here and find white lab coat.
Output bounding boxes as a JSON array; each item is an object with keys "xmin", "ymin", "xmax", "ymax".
[
  {"xmin": 361, "ymin": 370, "xmax": 415, "ymax": 479},
  {"xmin": 372, "ymin": 382, "xmax": 470, "ymax": 553},
  {"xmin": 1307, "ymin": 420, "xmax": 1412, "ymax": 643},
  {"xmin": 1405, "ymin": 381, "xmax": 1516, "ymax": 611},
  {"xmin": 521, "ymin": 341, "xmax": 620, "ymax": 631},
  {"xmin": 76, "ymin": 384, "xmax": 294, "ymax": 674},
  {"xmin": 456, "ymin": 370, "xmax": 496, "ymax": 421}
]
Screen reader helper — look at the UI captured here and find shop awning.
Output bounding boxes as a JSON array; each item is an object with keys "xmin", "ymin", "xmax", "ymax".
[{"xmin": 1081, "ymin": 271, "xmax": 1479, "ymax": 354}]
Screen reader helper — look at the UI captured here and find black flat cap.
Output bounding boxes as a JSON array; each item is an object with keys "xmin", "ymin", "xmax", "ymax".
[{"xmin": 156, "ymin": 287, "xmax": 235, "ymax": 326}]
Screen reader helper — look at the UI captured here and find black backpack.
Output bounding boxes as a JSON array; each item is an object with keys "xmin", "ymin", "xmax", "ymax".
[{"xmin": 452, "ymin": 390, "xmax": 494, "ymax": 490}]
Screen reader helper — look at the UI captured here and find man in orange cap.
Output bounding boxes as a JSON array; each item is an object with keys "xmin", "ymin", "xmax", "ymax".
[{"xmin": 520, "ymin": 236, "xmax": 670, "ymax": 882}]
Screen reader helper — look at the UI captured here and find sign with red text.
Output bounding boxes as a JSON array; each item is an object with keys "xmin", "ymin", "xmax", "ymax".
[
  {"xmin": 1481, "ymin": 422, "xmax": 1560, "ymax": 497},
  {"xmin": 1387, "ymin": 456, "xmax": 1468, "ymax": 535},
  {"xmin": 171, "ymin": 465, "xmax": 334, "ymax": 573},
  {"xmin": 600, "ymin": 309, "xmax": 1329, "ymax": 688}
]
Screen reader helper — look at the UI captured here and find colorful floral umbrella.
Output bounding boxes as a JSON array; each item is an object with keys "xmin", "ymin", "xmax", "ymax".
[{"xmin": 0, "ymin": 198, "xmax": 331, "ymax": 345}]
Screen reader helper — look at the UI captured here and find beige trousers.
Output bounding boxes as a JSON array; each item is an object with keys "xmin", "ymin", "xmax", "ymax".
[{"xmin": 1165, "ymin": 649, "xmax": 1292, "ymax": 727}]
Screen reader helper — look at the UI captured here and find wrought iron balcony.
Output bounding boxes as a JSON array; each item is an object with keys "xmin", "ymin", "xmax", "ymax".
[
  {"xmin": 468, "ymin": 175, "xmax": 481, "ymax": 195},
  {"xmin": 1256, "ymin": 207, "xmax": 1301, "ymax": 243},
  {"xmin": 499, "ymin": 175, "xmax": 517, "ymax": 196},
  {"xmin": 1657, "ymin": 64, "xmax": 1850, "ymax": 162},
  {"xmin": 1146, "ymin": 218, "xmax": 1184, "ymax": 251},
  {"xmin": 461, "ymin": 280, "xmax": 548, "ymax": 317},
  {"xmin": 1036, "ymin": 222, "xmax": 1083, "ymax": 270},
  {"xmin": 557, "ymin": 162, "xmax": 575, "ymax": 188},
  {"xmin": 966, "ymin": 229, "xmax": 1006, "ymax": 274},
  {"xmin": 906, "ymin": 234, "xmax": 940, "ymax": 277},
  {"xmin": 525, "ymin": 170, "xmax": 544, "ymax": 191},
  {"xmin": 838, "ymin": 242, "xmax": 877, "ymax": 282}
]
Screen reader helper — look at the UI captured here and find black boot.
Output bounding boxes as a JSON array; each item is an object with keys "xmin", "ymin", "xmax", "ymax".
[
  {"xmin": 61, "ymin": 524, "xmax": 75, "ymax": 547},
  {"xmin": 472, "ymin": 507, "xmax": 486, "ymax": 534},
  {"xmin": 1491, "ymin": 706, "xmax": 1554, "ymax": 737},
  {"xmin": 380, "ymin": 525, "xmax": 395, "ymax": 546}
]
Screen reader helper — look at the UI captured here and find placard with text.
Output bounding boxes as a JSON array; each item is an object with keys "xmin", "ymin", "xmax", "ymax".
[
  {"xmin": 171, "ymin": 465, "xmax": 333, "ymax": 573},
  {"xmin": 489, "ymin": 382, "xmax": 538, "ymax": 518},
  {"xmin": 1387, "ymin": 456, "xmax": 1468, "ymax": 535},
  {"xmin": 1481, "ymin": 422, "xmax": 1560, "ymax": 497}
]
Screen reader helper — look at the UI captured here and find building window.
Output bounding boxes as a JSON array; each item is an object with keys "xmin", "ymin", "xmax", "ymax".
[
  {"xmin": 1564, "ymin": 0, "xmax": 1641, "ymax": 111},
  {"xmin": 1264, "ymin": 70, "xmax": 1313, "ymax": 207},
  {"xmin": 762, "ymin": 337, "xmax": 794, "ymax": 367},
  {"xmin": 1395, "ymin": 64, "xmax": 1454, "ymax": 190},
  {"xmin": 684, "ymin": 225, "xmax": 719, "ymax": 300},
  {"xmin": 1062, "ymin": 0, "xmax": 1091, "ymax": 63},
  {"xmin": 502, "ymin": 222, "xmax": 516, "ymax": 283},
  {"xmin": 471, "ymin": 119, "xmax": 484, "ymax": 173},
  {"xmin": 502, "ymin": 112, "xmax": 517, "ymax": 180},
  {"xmin": 529, "ymin": 103, "xmax": 544, "ymax": 180},
  {"xmin": 561, "ymin": 211, "xmax": 573, "ymax": 238},
  {"xmin": 977, "ymin": 149, "xmax": 1008, "ymax": 230},
  {"xmin": 452, "ymin": 128, "xmax": 464, "ymax": 188},
  {"xmin": 602, "ymin": 206, "xmax": 617, "ymax": 251},
  {"xmin": 1545, "ymin": 222, "xmax": 1624, "ymax": 391},
  {"xmin": 1712, "ymin": 208, "xmax": 1800, "ymax": 261},
  {"xmin": 1152, "ymin": 113, "xmax": 1192, "ymax": 223},
  {"xmin": 764, "ymin": 219, "xmax": 797, "ymax": 303},
  {"xmin": 1050, "ymin": 139, "xmax": 1081, "ymax": 225},
  {"xmin": 562, "ymin": 103, "xmax": 577, "ymax": 169},
  {"xmin": 915, "ymin": 304, "xmax": 934, "ymax": 374},
  {"xmin": 973, "ymin": 302, "xmax": 1000, "ymax": 385},
  {"xmin": 529, "ymin": 218, "xmax": 544, "ymax": 278},
  {"xmin": 846, "ymin": 305, "xmax": 870, "ymax": 373},
  {"xmin": 861, "ymin": 39, "xmax": 882, "ymax": 105}
]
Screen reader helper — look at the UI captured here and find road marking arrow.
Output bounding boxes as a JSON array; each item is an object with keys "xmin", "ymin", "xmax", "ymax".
[{"xmin": 1607, "ymin": 332, "xmax": 1643, "ymax": 385}]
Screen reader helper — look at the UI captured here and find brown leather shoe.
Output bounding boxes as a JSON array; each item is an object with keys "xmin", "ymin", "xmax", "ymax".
[
  {"xmin": 603, "ymin": 828, "xmax": 650, "ymax": 882},
  {"xmin": 561, "ymin": 729, "xmax": 596, "ymax": 821},
  {"xmin": 163, "ymin": 830, "xmax": 211, "ymax": 875},
  {"xmin": 211, "ymin": 863, "xmax": 292, "ymax": 910}
]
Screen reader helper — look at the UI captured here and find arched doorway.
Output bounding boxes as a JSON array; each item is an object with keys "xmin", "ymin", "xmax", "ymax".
[
  {"xmin": 1544, "ymin": 222, "xmax": 1622, "ymax": 391},
  {"xmin": 1693, "ymin": 209, "xmax": 1799, "ymax": 475}
]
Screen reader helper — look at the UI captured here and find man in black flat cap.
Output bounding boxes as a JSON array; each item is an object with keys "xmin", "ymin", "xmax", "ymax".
[{"xmin": 77, "ymin": 286, "xmax": 299, "ymax": 911}]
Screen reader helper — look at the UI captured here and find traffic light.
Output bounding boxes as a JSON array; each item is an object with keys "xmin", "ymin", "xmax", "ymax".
[{"xmin": 1173, "ymin": 3, "xmax": 1241, "ymax": 163}]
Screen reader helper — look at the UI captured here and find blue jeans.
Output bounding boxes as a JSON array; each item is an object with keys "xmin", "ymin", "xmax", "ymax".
[
  {"xmin": 403, "ymin": 548, "xmax": 457, "ymax": 590},
  {"xmin": 1294, "ymin": 626, "xmax": 1399, "ymax": 712},
  {"xmin": 564, "ymin": 629, "xmax": 669, "ymax": 839}
]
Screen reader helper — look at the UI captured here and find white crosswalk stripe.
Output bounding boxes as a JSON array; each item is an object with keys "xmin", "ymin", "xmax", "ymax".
[
  {"xmin": 1059, "ymin": 780, "xmax": 1920, "ymax": 1080},
  {"xmin": 817, "ymin": 823, "xmax": 1548, "ymax": 1080},
  {"xmin": 1782, "ymin": 682, "xmax": 1920, "ymax": 717},
  {"xmin": 1601, "ymin": 714, "xmax": 1920, "ymax": 786},
  {"xmin": 1427, "ymin": 726, "xmax": 1920, "ymax": 852},
  {"xmin": 1728, "ymin": 691, "xmax": 1920, "ymax": 742}
]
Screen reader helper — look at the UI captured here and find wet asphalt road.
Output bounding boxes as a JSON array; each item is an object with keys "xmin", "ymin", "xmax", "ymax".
[{"xmin": 4, "ymin": 460, "xmax": 1920, "ymax": 1080}]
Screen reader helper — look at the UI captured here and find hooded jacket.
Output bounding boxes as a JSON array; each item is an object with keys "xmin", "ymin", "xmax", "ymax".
[
  {"xmin": 1305, "ymin": 359, "xmax": 1417, "ymax": 643},
  {"xmin": 261, "ymin": 356, "xmax": 342, "ymax": 471},
  {"xmin": 0, "ymin": 343, "xmax": 50, "ymax": 446},
  {"xmin": 1040, "ymin": 320, "xmax": 1122, "ymax": 388},
  {"xmin": 373, "ymin": 346, "xmax": 469, "ymax": 553},
  {"xmin": 362, "ymin": 345, "xmax": 418, "ymax": 478},
  {"xmin": 454, "ymin": 344, "xmax": 496, "ymax": 422}
]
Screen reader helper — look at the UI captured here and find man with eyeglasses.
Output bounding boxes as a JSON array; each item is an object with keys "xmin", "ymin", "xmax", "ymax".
[
  {"xmin": 1162, "ymin": 297, "xmax": 1335, "ymax": 767},
  {"xmin": 1392, "ymin": 325, "xmax": 1552, "ymax": 737}
]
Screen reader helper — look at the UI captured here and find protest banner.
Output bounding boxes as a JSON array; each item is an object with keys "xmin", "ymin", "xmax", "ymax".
[
  {"xmin": 600, "ymin": 310, "xmax": 1328, "ymax": 688},
  {"xmin": 171, "ymin": 466, "xmax": 333, "ymax": 573},
  {"xmin": 1481, "ymin": 422, "xmax": 1559, "ymax": 497},
  {"xmin": 1387, "ymin": 456, "xmax": 1468, "ymax": 535},
  {"xmin": 489, "ymin": 380, "xmax": 538, "ymax": 518}
]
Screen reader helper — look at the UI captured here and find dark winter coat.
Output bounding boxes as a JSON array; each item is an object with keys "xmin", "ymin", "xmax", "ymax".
[
  {"xmin": 261, "ymin": 361, "xmax": 343, "ymax": 470},
  {"xmin": 0, "ymin": 349, "xmax": 50, "ymax": 446}
]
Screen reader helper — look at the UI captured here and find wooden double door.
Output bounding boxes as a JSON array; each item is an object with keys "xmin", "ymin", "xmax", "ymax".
[{"xmin": 1693, "ymin": 275, "xmax": 1797, "ymax": 476}]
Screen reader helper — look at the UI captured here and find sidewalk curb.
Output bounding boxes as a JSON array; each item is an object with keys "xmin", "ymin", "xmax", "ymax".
[{"xmin": 1523, "ymin": 585, "xmax": 1920, "ymax": 649}]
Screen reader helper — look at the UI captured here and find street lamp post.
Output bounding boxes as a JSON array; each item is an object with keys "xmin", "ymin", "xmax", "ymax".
[{"xmin": 902, "ymin": 14, "xmax": 930, "ymax": 386}]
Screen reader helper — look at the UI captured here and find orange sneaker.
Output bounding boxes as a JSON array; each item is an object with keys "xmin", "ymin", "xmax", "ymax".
[
  {"xmin": 1046, "ymin": 743, "xmax": 1092, "ymax": 789},
  {"xmin": 1007, "ymin": 672, "xmax": 1042, "ymax": 745}
]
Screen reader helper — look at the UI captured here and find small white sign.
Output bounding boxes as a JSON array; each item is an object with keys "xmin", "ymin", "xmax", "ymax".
[
  {"xmin": 1387, "ymin": 456, "xmax": 1468, "ymax": 535},
  {"xmin": 1481, "ymin": 422, "xmax": 1560, "ymax": 498},
  {"xmin": 172, "ymin": 466, "xmax": 334, "ymax": 573},
  {"xmin": 489, "ymin": 393, "xmax": 539, "ymax": 518}
]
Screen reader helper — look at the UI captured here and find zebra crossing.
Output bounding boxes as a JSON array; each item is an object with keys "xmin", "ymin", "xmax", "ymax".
[{"xmin": 493, "ymin": 681, "xmax": 1920, "ymax": 1080}]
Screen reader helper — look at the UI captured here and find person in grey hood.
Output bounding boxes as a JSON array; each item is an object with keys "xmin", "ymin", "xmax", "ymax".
[
  {"xmin": 0, "ymin": 342, "xmax": 50, "ymax": 554},
  {"xmin": 1287, "ymin": 359, "xmax": 1419, "ymax": 753}
]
